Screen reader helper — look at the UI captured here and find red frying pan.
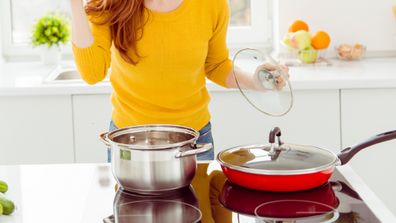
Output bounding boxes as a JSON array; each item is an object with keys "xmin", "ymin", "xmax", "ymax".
[{"xmin": 217, "ymin": 127, "xmax": 396, "ymax": 192}]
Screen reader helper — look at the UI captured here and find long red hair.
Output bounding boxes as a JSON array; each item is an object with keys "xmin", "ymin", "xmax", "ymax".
[{"xmin": 85, "ymin": 0, "xmax": 146, "ymax": 65}]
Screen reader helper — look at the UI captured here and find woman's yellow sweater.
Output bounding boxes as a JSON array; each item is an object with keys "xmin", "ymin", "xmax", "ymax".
[{"xmin": 72, "ymin": 0, "xmax": 232, "ymax": 130}]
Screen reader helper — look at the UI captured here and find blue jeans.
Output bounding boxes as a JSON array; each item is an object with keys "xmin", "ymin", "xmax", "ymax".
[{"xmin": 107, "ymin": 121, "xmax": 215, "ymax": 162}]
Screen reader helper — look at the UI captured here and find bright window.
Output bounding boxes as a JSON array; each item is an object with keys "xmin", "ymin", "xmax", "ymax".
[
  {"xmin": 230, "ymin": 0, "xmax": 251, "ymax": 26},
  {"xmin": 11, "ymin": 0, "xmax": 70, "ymax": 44},
  {"xmin": 0, "ymin": 0, "xmax": 72, "ymax": 58},
  {"xmin": 0, "ymin": 0, "xmax": 273, "ymax": 59},
  {"xmin": 228, "ymin": 0, "xmax": 273, "ymax": 49}
]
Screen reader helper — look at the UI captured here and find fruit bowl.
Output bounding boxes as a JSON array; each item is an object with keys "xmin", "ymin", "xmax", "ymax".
[
  {"xmin": 281, "ymin": 20, "xmax": 331, "ymax": 65},
  {"xmin": 336, "ymin": 44, "xmax": 366, "ymax": 61}
]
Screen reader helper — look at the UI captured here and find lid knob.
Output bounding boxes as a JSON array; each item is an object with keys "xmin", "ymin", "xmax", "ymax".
[{"xmin": 269, "ymin": 127, "xmax": 283, "ymax": 146}]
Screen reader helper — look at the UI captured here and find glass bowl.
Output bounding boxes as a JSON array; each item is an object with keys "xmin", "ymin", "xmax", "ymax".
[
  {"xmin": 280, "ymin": 40, "xmax": 329, "ymax": 65},
  {"xmin": 296, "ymin": 49, "xmax": 325, "ymax": 64},
  {"xmin": 335, "ymin": 44, "xmax": 366, "ymax": 61}
]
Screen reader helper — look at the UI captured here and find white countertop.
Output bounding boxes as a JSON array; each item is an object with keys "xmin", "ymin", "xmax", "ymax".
[{"xmin": 0, "ymin": 57, "xmax": 396, "ymax": 96}]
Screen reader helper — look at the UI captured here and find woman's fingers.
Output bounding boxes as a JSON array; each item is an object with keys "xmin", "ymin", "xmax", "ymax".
[
  {"xmin": 258, "ymin": 64, "xmax": 289, "ymax": 77},
  {"xmin": 257, "ymin": 63, "xmax": 277, "ymax": 72},
  {"xmin": 279, "ymin": 65, "xmax": 290, "ymax": 78},
  {"xmin": 275, "ymin": 76, "xmax": 286, "ymax": 90}
]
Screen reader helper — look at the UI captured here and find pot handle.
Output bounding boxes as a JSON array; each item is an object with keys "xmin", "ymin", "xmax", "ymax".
[
  {"xmin": 99, "ymin": 132, "xmax": 111, "ymax": 147},
  {"xmin": 175, "ymin": 143, "xmax": 213, "ymax": 158},
  {"xmin": 338, "ymin": 130, "xmax": 396, "ymax": 165}
]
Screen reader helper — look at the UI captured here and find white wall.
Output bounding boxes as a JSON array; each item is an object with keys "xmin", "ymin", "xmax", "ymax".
[
  {"xmin": 0, "ymin": 17, "xmax": 3, "ymax": 62},
  {"xmin": 275, "ymin": 0, "xmax": 396, "ymax": 53}
]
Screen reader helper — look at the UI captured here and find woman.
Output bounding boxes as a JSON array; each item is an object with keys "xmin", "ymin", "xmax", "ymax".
[{"xmin": 70, "ymin": 0, "xmax": 288, "ymax": 161}]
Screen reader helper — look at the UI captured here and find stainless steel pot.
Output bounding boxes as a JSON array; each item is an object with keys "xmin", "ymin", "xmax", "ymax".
[{"xmin": 100, "ymin": 124, "xmax": 212, "ymax": 194}]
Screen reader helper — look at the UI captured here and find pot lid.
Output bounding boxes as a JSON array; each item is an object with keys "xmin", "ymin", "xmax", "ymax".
[
  {"xmin": 217, "ymin": 143, "xmax": 339, "ymax": 175},
  {"xmin": 105, "ymin": 124, "xmax": 199, "ymax": 150},
  {"xmin": 232, "ymin": 48, "xmax": 293, "ymax": 117}
]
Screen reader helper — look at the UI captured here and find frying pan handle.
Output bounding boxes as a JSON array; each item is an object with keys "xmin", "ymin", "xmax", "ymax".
[
  {"xmin": 269, "ymin": 127, "xmax": 282, "ymax": 145},
  {"xmin": 338, "ymin": 130, "xmax": 396, "ymax": 165},
  {"xmin": 330, "ymin": 181, "xmax": 361, "ymax": 200}
]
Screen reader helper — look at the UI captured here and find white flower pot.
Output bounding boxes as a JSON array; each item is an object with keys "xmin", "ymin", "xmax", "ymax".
[{"xmin": 39, "ymin": 45, "xmax": 62, "ymax": 65}]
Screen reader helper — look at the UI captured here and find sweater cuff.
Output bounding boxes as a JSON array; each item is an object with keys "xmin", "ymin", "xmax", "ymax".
[{"xmin": 72, "ymin": 43, "xmax": 98, "ymax": 64}]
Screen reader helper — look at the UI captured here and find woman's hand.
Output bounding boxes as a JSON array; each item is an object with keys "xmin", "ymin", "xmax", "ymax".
[
  {"xmin": 253, "ymin": 64, "xmax": 289, "ymax": 91},
  {"xmin": 225, "ymin": 63, "xmax": 289, "ymax": 91}
]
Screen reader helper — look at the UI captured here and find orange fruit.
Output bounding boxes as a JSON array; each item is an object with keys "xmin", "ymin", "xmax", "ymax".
[
  {"xmin": 288, "ymin": 20, "xmax": 309, "ymax": 32},
  {"xmin": 311, "ymin": 31, "xmax": 331, "ymax": 49}
]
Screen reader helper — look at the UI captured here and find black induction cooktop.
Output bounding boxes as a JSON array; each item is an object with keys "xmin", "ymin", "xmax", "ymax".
[{"xmin": 103, "ymin": 162, "xmax": 380, "ymax": 223}]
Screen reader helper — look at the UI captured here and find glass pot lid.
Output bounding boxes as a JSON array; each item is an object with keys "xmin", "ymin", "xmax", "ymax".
[
  {"xmin": 232, "ymin": 48, "xmax": 294, "ymax": 117},
  {"xmin": 217, "ymin": 143, "xmax": 339, "ymax": 175},
  {"xmin": 106, "ymin": 124, "xmax": 199, "ymax": 150}
]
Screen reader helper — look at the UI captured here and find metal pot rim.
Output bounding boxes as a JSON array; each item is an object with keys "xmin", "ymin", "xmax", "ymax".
[
  {"xmin": 216, "ymin": 144, "xmax": 340, "ymax": 175},
  {"xmin": 106, "ymin": 124, "xmax": 199, "ymax": 150}
]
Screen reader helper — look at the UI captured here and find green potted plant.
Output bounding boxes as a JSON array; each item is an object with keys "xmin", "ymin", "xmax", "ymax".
[{"xmin": 31, "ymin": 12, "xmax": 70, "ymax": 65}]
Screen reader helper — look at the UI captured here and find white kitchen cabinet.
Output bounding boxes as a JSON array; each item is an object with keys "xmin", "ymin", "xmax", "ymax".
[
  {"xmin": 0, "ymin": 96, "xmax": 74, "ymax": 164},
  {"xmin": 341, "ymin": 89, "xmax": 396, "ymax": 216},
  {"xmin": 71, "ymin": 90, "xmax": 341, "ymax": 163},
  {"xmin": 72, "ymin": 94, "xmax": 112, "ymax": 163},
  {"xmin": 209, "ymin": 89, "xmax": 341, "ymax": 155}
]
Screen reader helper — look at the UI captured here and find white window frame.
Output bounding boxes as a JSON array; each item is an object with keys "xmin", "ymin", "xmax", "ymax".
[
  {"xmin": 0, "ymin": 0, "xmax": 72, "ymax": 60},
  {"xmin": 227, "ymin": 0, "xmax": 274, "ymax": 52},
  {"xmin": 1, "ymin": 0, "xmax": 273, "ymax": 60}
]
